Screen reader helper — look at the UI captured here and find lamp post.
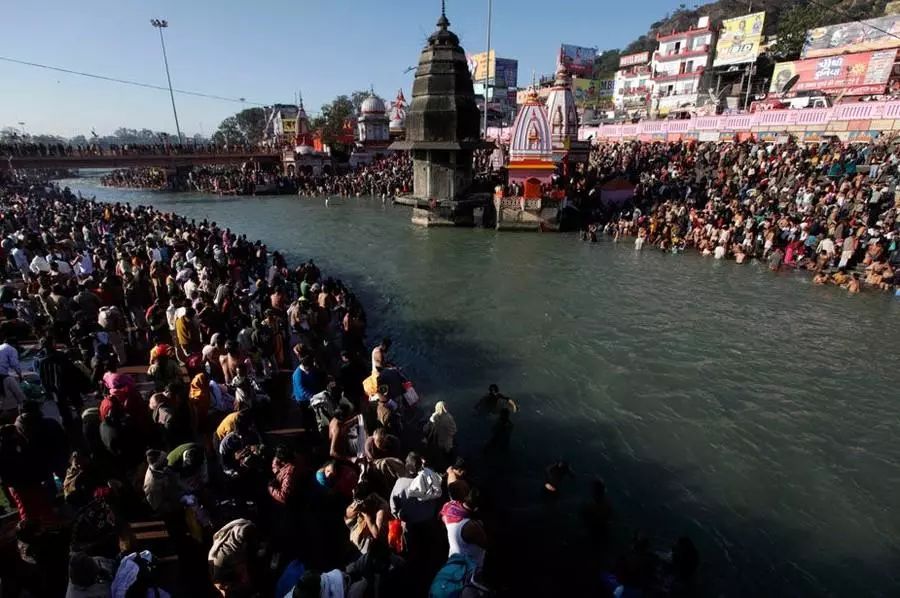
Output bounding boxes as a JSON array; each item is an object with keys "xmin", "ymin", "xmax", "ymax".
[
  {"xmin": 482, "ymin": 0, "xmax": 492, "ymax": 139},
  {"xmin": 150, "ymin": 18, "xmax": 183, "ymax": 142}
]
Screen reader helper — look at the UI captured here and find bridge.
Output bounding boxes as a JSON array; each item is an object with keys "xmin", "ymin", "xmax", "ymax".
[{"xmin": 0, "ymin": 150, "xmax": 282, "ymax": 172}]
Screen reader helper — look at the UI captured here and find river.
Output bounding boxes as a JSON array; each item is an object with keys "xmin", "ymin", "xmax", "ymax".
[{"xmin": 61, "ymin": 175, "xmax": 900, "ymax": 596}]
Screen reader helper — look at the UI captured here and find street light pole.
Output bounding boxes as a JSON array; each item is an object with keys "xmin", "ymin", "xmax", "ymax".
[
  {"xmin": 482, "ymin": 0, "xmax": 492, "ymax": 139},
  {"xmin": 150, "ymin": 18, "xmax": 183, "ymax": 142}
]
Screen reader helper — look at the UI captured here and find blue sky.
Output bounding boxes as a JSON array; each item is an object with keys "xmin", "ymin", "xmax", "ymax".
[{"xmin": 1, "ymin": 0, "xmax": 678, "ymax": 137}]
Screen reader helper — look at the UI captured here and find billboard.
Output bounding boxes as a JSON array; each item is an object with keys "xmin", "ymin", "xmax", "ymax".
[
  {"xmin": 573, "ymin": 79, "xmax": 615, "ymax": 107},
  {"xmin": 803, "ymin": 15, "xmax": 900, "ymax": 58},
  {"xmin": 470, "ymin": 50, "xmax": 495, "ymax": 82},
  {"xmin": 769, "ymin": 49, "xmax": 897, "ymax": 96},
  {"xmin": 494, "ymin": 58, "xmax": 519, "ymax": 88},
  {"xmin": 713, "ymin": 11, "xmax": 766, "ymax": 66},
  {"xmin": 470, "ymin": 52, "xmax": 518, "ymax": 87},
  {"xmin": 619, "ymin": 52, "xmax": 650, "ymax": 68},
  {"xmin": 559, "ymin": 44, "xmax": 597, "ymax": 77}
]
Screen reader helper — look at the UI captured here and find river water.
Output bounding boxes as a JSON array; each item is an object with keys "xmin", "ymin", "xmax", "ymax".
[{"xmin": 61, "ymin": 176, "xmax": 900, "ymax": 596}]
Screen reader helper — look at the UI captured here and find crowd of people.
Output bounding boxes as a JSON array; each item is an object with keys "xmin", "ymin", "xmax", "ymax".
[
  {"xmin": 0, "ymin": 169, "xmax": 704, "ymax": 597},
  {"xmin": 100, "ymin": 153, "xmax": 414, "ymax": 200},
  {"xmin": 0, "ymin": 173, "xmax": 542, "ymax": 598},
  {"xmin": 295, "ymin": 153, "xmax": 412, "ymax": 199},
  {"xmin": 1, "ymin": 142, "xmax": 266, "ymax": 159},
  {"xmin": 102, "ymin": 166, "xmax": 292, "ymax": 195},
  {"xmin": 574, "ymin": 137, "xmax": 899, "ymax": 293}
]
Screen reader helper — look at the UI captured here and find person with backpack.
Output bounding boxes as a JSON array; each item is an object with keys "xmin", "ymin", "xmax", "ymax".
[{"xmin": 440, "ymin": 484, "xmax": 488, "ymax": 572}]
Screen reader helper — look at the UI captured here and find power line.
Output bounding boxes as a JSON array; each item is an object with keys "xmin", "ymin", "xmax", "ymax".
[
  {"xmin": 0, "ymin": 55, "xmax": 266, "ymax": 106},
  {"xmin": 804, "ymin": 0, "xmax": 900, "ymax": 43}
]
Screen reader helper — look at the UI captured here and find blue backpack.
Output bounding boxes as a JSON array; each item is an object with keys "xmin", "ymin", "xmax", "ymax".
[{"xmin": 429, "ymin": 554, "xmax": 477, "ymax": 598}]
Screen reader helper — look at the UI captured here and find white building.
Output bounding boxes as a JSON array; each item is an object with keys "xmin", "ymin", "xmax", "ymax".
[
  {"xmin": 651, "ymin": 16, "xmax": 715, "ymax": 115},
  {"xmin": 613, "ymin": 52, "xmax": 653, "ymax": 116}
]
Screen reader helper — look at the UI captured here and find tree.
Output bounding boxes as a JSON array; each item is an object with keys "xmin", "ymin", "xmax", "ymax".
[
  {"xmin": 594, "ymin": 49, "xmax": 622, "ymax": 79},
  {"xmin": 771, "ymin": 2, "xmax": 827, "ymax": 61},
  {"xmin": 212, "ymin": 107, "xmax": 267, "ymax": 146},
  {"xmin": 233, "ymin": 108, "xmax": 267, "ymax": 145},
  {"xmin": 212, "ymin": 117, "xmax": 245, "ymax": 145},
  {"xmin": 313, "ymin": 95, "xmax": 355, "ymax": 148}
]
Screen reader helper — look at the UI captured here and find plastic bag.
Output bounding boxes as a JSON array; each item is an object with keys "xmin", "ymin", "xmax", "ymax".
[
  {"xmin": 362, "ymin": 373, "xmax": 379, "ymax": 397},
  {"xmin": 402, "ymin": 381, "xmax": 419, "ymax": 407}
]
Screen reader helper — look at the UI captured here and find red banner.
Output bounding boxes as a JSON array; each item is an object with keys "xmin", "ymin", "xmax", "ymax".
[{"xmin": 770, "ymin": 50, "xmax": 897, "ymax": 96}]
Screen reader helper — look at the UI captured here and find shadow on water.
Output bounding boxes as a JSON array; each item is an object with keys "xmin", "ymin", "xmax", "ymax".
[
  {"xmin": 381, "ymin": 309, "xmax": 900, "ymax": 597},
  {"xmin": 470, "ymin": 409, "xmax": 900, "ymax": 598}
]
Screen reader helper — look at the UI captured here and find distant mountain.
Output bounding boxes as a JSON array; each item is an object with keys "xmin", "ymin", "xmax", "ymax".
[{"xmin": 594, "ymin": 0, "xmax": 890, "ymax": 78}]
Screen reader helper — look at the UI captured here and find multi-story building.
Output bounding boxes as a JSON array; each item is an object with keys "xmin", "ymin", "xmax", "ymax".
[
  {"xmin": 614, "ymin": 52, "xmax": 653, "ymax": 116},
  {"xmin": 651, "ymin": 16, "xmax": 715, "ymax": 115}
]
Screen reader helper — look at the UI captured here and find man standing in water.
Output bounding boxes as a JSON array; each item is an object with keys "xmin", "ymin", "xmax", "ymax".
[
  {"xmin": 475, "ymin": 384, "xmax": 518, "ymax": 415},
  {"xmin": 371, "ymin": 337, "xmax": 392, "ymax": 373}
]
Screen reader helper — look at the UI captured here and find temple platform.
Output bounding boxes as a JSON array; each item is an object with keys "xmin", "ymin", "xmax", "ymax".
[
  {"xmin": 493, "ymin": 197, "xmax": 560, "ymax": 232},
  {"xmin": 409, "ymin": 194, "xmax": 491, "ymax": 227}
]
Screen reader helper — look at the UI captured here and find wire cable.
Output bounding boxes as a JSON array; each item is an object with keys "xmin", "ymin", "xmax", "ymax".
[{"xmin": 0, "ymin": 55, "xmax": 265, "ymax": 106}]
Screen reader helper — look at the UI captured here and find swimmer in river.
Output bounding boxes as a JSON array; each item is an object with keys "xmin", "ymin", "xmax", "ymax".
[{"xmin": 543, "ymin": 460, "xmax": 573, "ymax": 495}]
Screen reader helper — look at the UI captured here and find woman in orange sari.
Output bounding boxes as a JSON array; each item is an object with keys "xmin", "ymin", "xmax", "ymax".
[{"xmin": 188, "ymin": 371, "xmax": 211, "ymax": 442}]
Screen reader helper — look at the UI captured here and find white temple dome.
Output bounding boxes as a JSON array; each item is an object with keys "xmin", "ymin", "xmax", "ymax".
[{"xmin": 361, "ymin": 95, "xmax": 386, "ymax": 114}]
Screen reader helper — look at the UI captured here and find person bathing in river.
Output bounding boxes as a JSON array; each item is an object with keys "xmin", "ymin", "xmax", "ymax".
[{"xmin": 475, "ymin": 384, "xmax": 518, "ymax": 415}]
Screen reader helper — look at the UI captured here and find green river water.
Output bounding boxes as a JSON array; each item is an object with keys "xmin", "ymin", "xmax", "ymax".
[{"xmin": 61, "ymin": 175, "xmax": 900, "ymax": 596}]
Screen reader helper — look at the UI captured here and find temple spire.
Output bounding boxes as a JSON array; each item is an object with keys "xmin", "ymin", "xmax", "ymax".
[{"xmin": 437, "ymin": 0, "xmax": 449, "ymax": 29}]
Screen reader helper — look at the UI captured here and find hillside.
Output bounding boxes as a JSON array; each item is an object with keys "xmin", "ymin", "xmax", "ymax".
[{"xmin": 594, "ymin": 0, "xmax": 891, "ymax": 77}]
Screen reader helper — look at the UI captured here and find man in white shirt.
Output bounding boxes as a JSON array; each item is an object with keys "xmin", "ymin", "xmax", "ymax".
[
  {"xmin": 0, "ymin": 340, "xmax": 26, "ymax": 411},
  {"xmin": 29, "ymin": 254, "xmax": 51, "ymax": 275},
  {"xmin": 11, "ymin": 244, "xmax": 29, "ymax": 278},
  {"xmin": 816, "ymin": 237, "xmax": 836, "ymax": 259}
]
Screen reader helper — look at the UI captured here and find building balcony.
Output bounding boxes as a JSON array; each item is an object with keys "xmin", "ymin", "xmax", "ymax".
[
  {"xmin": 619, "ymin": 85, "xmax": 651, "ymax": 95},
  {"xmin": 618, "ymin": 65, "xmax": 651, "ymax": 77},
  {"xmin": 652, "ymin": 67, "xmax": 705, "ymax": 82},
  {"xmin": 657, "ymin": 25, "xmax": 711, "ymax": 42},
  {"xmin": 653, "ymin": 45, "xmax": 709, "ymax": 62},
  {"xmin": 654, "ymin": 88, "xmax": 697, "ymax": 99}
]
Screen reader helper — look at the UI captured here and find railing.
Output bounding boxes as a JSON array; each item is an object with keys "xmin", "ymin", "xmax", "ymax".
[
  {"xmin": 577, "ymin": 100, "xmax": 900, "ymax": 141},
  {"xmin": 653, "ymin": 67, "xmax": 705, "ymax": 82},
  {"xmin": 654, "ymin": 45, "xmax": 710, "ymax": 61}
]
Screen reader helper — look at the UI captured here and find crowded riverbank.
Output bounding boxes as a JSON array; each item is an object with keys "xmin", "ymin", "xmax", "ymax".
[
  {"xmin": 585, "ymin": 139, "xmax": 899, "ymax": 295},
  {"xmin": 0, "ymin": 174, "xmax": 508, "ymax": 596},
  {"xmin": 1, "ymin": 171, "xmax": 723, "ymax": 597},
  {"xmin": 100, "ymin": 153, "xmax": 413, "ymax": 198},
  {"xmin": 55, "ymin": 173, "xmax": 900, "ymax": 597}
]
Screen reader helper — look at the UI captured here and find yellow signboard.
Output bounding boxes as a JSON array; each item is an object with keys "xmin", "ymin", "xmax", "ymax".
[
  {"xmin": 713, "ymin": 11, "xmax": 765, "ymax": 67},
  {"xmin": 470, "ymin": 50, "xmax": 496, "ymax": 82},
  {"xmin": 282, "ymin": 118, "xmax": 297, "ymax": 134}
]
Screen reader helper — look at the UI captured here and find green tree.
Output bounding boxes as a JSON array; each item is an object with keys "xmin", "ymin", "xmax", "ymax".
[
  {"xmin": 771, "ymin": 2, "xmax": 827, "ymax": 61},
  {"xmin": 313, "ymin": 95, "xmax": 355, "ymax": 148},
  {"xmin": 212, "ymin": 116, "xmax": 245, "ymax": 145},
  {"xmin": 594, "ymin": 49, "xmax": 622, "ymax": 79},
  {"xmin": 212, "ymin": 107, "xmax": 267, "ymax": 145},
  {"xmin": 233, "ymin": 107, "xmax": 267, "ymax": 145}
]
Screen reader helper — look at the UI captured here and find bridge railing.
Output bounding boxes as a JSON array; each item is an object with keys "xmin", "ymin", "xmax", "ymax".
[{"xmin": 0, "ymin": 143, "xmax": 280, "ymax": 159}]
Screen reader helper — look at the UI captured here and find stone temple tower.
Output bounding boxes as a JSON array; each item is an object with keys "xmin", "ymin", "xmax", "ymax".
[{"xmin": 391, "ymin": 2, "xmax": 481, "ymax": 213}]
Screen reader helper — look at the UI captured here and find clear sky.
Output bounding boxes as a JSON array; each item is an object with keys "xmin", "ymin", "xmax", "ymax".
[{"xmin": 1, "ymin": 0, "xmax": 678, "ymax": 137}]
